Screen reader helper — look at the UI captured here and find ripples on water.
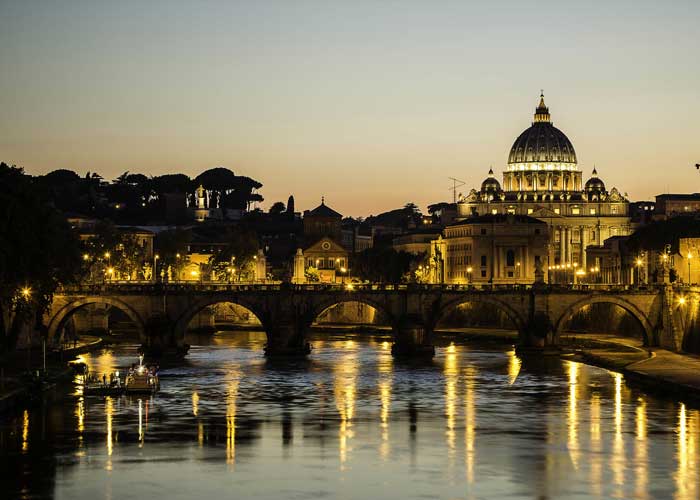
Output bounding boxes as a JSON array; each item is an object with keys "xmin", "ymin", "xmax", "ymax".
[{"xmin": 1, "ymin": 330, "xmax": 699, "ymax": 500}]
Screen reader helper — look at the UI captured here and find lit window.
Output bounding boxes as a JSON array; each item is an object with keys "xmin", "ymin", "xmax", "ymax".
[
  {"xmin": 554, "ymin": 208, "xmax": 560, "ymax": 214},
  {"xmin": 589, "ymin": 208, "xmax": 596, "ymax": 215},
  {"xmin": 571, "ymin": 207, "xmax": 580, "ymax": 215},
  {"xmin": 507, "ymin": 208, "xmax": 516, "ymax": 214},
  {"xmin": 491, "ymin": 209, "xmax": 498, "ymax": 215},
  {"xmin": 527, "ymin": 208, "xmax": 534, "ymax": 214}
]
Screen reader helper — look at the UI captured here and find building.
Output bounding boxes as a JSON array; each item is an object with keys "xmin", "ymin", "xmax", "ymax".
[
  {"xmin": 429, "ymin": 214, "xmax": 548, "ymax": 284},
  {"xmin": 654, "ymin": 194, "xmax": 700, "ymax": 220},
  {"xmin": 630, "ymin": 201, "xmax": 656, "ymax": 226},
  {"xmin": 299, "ymin": 199, "xmax": 349, "ymax": 283},
  {"xmin": 586, "ymin": 216, "xmax": 700, "ymax": 285},
  {"xmin": 456, "ymin": 94, "xmax": 632, "ymax": 271},
  {"xmin": 341, "ymin": 226, "xmax": 374, "ymax": 253},
  {"xmin": 392, "ymin": 229, "xmax": 442, "ymax": 255}
]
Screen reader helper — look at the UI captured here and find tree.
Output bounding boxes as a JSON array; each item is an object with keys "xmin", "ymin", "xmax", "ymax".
[
  {"xmin": 0, "ymin": 163, "xmax": 83, "ymax": 351},
  {"xmin": 208, "ymin": 228, "xmax": 260, "ymax": 281},
  {"xmin": 269, "ymin": 201, "xmax": 286, "ymax": 214},
  {"xmin": 154, "ymin": 228, "xmax": 192, "ymax": 278},
  {"xmin": 352, "ymin": 247, "xmax": 416, "ymax": 283},
  {"xmin": 81, "ymin": 222, "xmax": 149, "ymax": 281}
]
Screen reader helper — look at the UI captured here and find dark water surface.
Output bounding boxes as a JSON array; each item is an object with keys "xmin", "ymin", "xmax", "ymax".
[{"xmin": 1, "ymin": 331, "xmax": 699, "ymax": 500}]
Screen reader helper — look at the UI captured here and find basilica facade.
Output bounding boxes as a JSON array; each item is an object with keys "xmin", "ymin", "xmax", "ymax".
[{"xmin": 454, "ymin": 94, "xmax": 631, "ymax": 278}]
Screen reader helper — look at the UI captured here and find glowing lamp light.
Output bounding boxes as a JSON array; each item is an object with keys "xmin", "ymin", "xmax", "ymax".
[
  {"xmin": 104, "ymin": 252, "xmax": 110, "ymax": 259},
  {"xmin": 83, "ymin": 254, "xmax": 89, "ymax": 261},
  {"xmin": 345, "ymin": 283, "xmax": 354, "ymax": 291},
  {"xmin": 107, "ymin": 267, "xmax": 115, "ymax": 275},
  {"xmin": 679, "ymin": 297, "xmax": 686, "ymax": 305},
  {"xmin": 21, "ymin": 287, "xmax": 31, "ymax": 298},
  {"xmin": 190, "ymin": 270, "xmax": 199, "ymax": 277}
]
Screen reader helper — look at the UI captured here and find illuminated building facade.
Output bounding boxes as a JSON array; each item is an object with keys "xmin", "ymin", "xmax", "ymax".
[
  {"xmin": 455, "ymin": 94, "xmax": 631, "ymax": 276},
  {"xmin": 429, "ymin": 214, "xmax": 548, "ymax": 284}
]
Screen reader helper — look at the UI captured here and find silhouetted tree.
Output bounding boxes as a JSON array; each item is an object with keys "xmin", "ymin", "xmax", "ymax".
[
  {"xmin": 269, "ymin": 201, "xmax": 286, "ymax": 214},
  {"xmin": 0, "ymin": 163, "xmax": 82, "ymax": 351}
]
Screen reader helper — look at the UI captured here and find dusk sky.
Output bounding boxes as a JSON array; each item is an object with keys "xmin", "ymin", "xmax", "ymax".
[{"xmin": 1, "ymin": 0, "xmax": 698, "ymax": 217}]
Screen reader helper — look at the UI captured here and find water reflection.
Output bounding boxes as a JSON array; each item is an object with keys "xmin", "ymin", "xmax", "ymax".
[
  {"xmin": 1, "ymin": 332, "xmax": 700, "ymax": 500},
  {"xmin": 567, "ymin": 361, "xmax": 579, "ymax": 470},
  {"xmin": 334, "ymin": 341, "xmax": 357, "ymax": 468}
]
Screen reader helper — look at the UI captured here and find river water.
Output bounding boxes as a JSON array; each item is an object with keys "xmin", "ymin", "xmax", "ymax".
[{"xmin": 1, "ymin": 330, "xmax": 699, "ymax": 500}]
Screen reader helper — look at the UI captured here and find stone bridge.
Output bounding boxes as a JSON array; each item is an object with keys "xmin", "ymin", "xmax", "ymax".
[{"xmin": 44, "ymin": 283, "xmax": 694, "ymax": 357}]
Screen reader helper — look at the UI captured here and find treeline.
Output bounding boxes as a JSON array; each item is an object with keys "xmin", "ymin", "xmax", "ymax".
[
  {"xmin": 35, "ymin": 166, "xmax": 263, "ymax": 224},
  {"xmin": 0, "ymin": 163, "xmax": 83, "ymax": 351}
]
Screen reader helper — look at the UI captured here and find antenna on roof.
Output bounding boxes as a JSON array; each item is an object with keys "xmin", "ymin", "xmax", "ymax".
[{"xmin": 448, "ymin": 177, "xmax": 466, "ymax": 203}]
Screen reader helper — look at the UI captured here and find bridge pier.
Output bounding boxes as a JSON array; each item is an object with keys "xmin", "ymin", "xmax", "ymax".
[
  {"xmin": 392, "ymin": 315, "xmax": 435, "ymax": 358},
  {"xmin": 263, "ymin": 321, "xmax": 311, "ymax": 358},
  {"xmin": 140, "ymin": 314, "xmax": 189, "ymax": 357}
]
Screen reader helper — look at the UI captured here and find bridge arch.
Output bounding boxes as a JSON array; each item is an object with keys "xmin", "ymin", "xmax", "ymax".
[
  {"xmin": 47, "ymin": 296, "xmax": 146, "ymax": 343},
  {"xmin": 308, "ymin": 295, "xmax": 398, "ymax": 333},
  {"xmin": 173, "ymin": 296, "xmax": 268, "ymax": 343},
  {"xmin": 554, "ymin": 295, "xmax": 653, "ymax": 345},
  {"xmin": 434, "ymin": 294, "xmax": 528, "ymax": 336}
]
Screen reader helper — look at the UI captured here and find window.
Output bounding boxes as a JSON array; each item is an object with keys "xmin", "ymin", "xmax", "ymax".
[
  {"xmin": 507, "ymin": 207, "xmax": 516, "ymax": 214},
  {"xmin": 481, "ymin": 255, "xmax": 487, "ymax": 266},
  {"xmin": 534, "ymin": 228, "xmax": 541, "ymax": 235},
  {"xmin": 506, "ymin": 250, "xmax": 515, "ymax": 267},
  {"xmin": 589, "ymin": 208, "xmax": 596, "ymax": 215},
  {"xmin": 554, "ymin": 208, "xmax": 560, "ymax": 214},
  {"xmin": 527, "ymin": 208, "xmax": 534, "ymax": 214},
  {"xmin": 508, "ymin": 271, "xmax": 514, "ymax": 278},
  {"xmin": 481, "ymin": 270, "xmax": 487, "ymax": 277},
  {"xmin": 571, "ymin": 207, "xmax": 580, "ymax": 215},
  {"xmin": 611, "ymin": 206, "xmax": 619, "ymax": 214},
  {"xmin": 491, "ymin": 209, "xmax": 498, "ymax": 215},
  {"xmin": 481, "ymin": 228, "xmax": 487, "ymax": 235}
]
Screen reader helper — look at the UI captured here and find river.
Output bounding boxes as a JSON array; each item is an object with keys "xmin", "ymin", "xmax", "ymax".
[{"xmin": 1, "ymin": 331, "xmax": 698, "ymax": 499}]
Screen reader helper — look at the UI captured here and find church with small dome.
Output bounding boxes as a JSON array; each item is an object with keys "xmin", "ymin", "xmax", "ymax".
[{"xmin": 449, "ymin": 93, "xmax": 632, "ymax": 281}]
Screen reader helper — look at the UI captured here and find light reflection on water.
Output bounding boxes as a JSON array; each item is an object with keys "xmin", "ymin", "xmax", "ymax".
[{"xmin": 1, "ymin": 330, "xmax": 699, "ymax": 500}]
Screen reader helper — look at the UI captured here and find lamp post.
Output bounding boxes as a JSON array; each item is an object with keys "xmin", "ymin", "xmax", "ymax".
[
  {"xmin": 516, "ymin": 261, "xmax": 521, "ymax": 281},
  {"xmin": 340, "ymin": 266, "xmax": 347, "ymax": 284},
  {"xmin": 153, "ymin": 254, "xmax": 159, "ymax": 283},
  {"xmin": 636, "ymin": 257, "xmax": 643, "ymax": 286},
  {"xmin": 687, "ymin": 252, "xmax": 692, "ymax": 285},
  {"xmin": 467, "ymin": 266, "xmax": 473, "ymax": 284}
]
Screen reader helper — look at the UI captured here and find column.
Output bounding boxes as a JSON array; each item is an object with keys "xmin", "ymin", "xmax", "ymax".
[
  {"xmin": 580, "ymin": 225, "xmax": 586, "ymax": 269},
  {"xmin": 559, "ymin": 226, "xmax": 565, "ymax": 264}
]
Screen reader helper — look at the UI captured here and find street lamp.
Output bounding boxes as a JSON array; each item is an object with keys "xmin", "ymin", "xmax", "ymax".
[
  {"xmin": 687, "ymin": 252, "xmax": 692, "ymax": 285},
  {"xmin": 21, "ymin": 287, "xmax": 31, "ymax": 299},
  {"xmin": 467, "ymin": 266, "xmax": 473, "ymax": 284},
  {"xmin": 106, "ymin": 267, "xmax": 114, "ymax": 282},
  {"xmin": 153, "ymin": 254, "xmax": 160, "ymax": 283},
  {"xmin": 636, "ymin": 257, "xmax": 643, "ymax": 286},
  {"xmin": 516, "ymin": 262, "xmax": 521, "ymax": 280},
  {"xmin": 340, "ymin": 266, "xmax": 347, "ymax": 284}
]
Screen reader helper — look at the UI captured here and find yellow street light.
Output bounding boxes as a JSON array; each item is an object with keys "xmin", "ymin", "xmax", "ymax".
[
  {"xmin": 176, "ymin": 253, "xmax": 180, "ymax": 258},
  {"xmin": 83, "ymin": 254, "xmax": 89, "ymax": 261},
  {"xmin": 104, "ymin": 252, "xmax": 110, "ymax": 259},
  {"xmin": 107, "ymin": 267, "xmax": 114, "ymax": 275},
  {"xmin": 190, "ymin": 270, "xmax": 199, "ymax": 277},
  {"xmin": 679, "ymin": 297, "xmax": 686, "ymax": 305},
  {"xmin": 21, "ymin": 287, "xmax": 31, "ymax": 298}
]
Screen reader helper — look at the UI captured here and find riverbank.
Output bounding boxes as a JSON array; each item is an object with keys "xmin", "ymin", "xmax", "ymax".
[{"xmin": 0, "ymin": 335, "xmax": 102, "ymax": 414}]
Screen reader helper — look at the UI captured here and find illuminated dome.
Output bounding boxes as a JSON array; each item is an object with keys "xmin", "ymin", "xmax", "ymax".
[
  {"xmin": 584, "ymin": 168, "xmax": 606, "ymax": 194},
  {"xmin": 480, "ymin": 168, "xmax": 501, "ymax": 193},
  {"xmin": 507, "ymin": 94, "xmax": 577, "ymax": 169}
]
